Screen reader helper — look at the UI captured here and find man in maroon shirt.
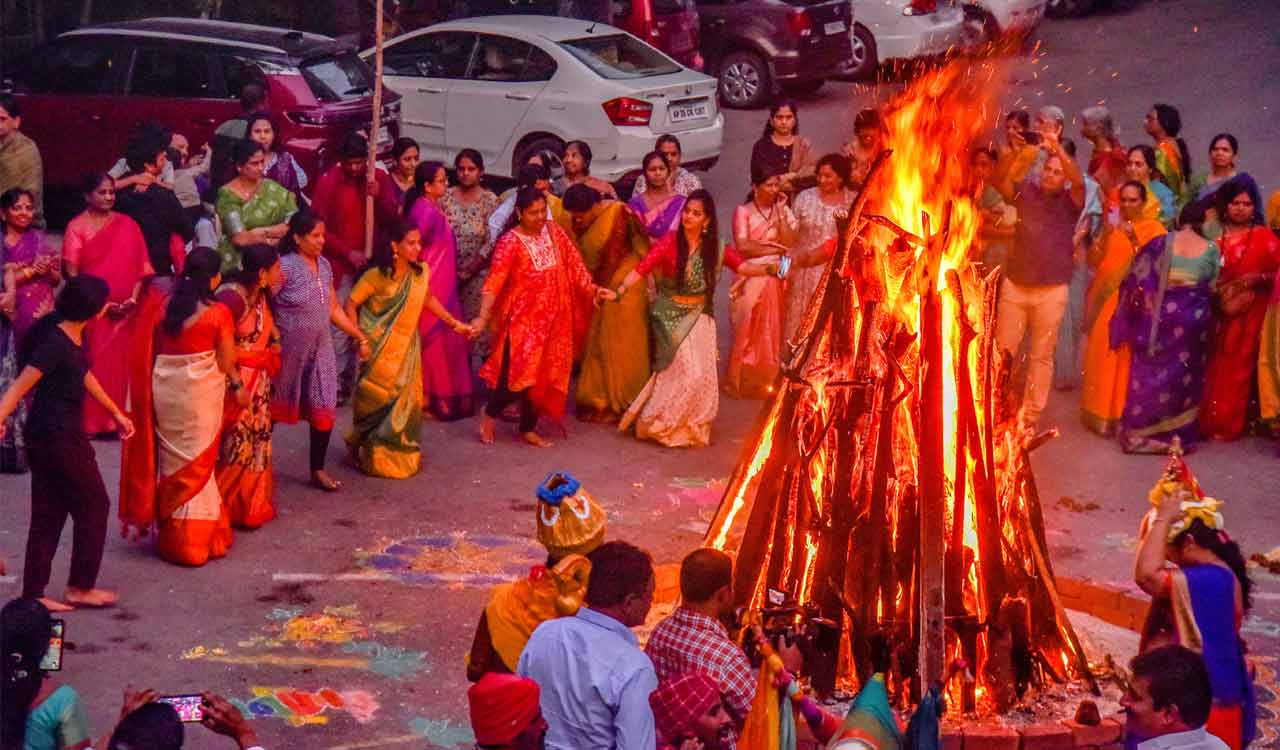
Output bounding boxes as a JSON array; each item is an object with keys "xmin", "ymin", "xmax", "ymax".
[{"xmin": 310, "ymin": 132, "xmax": 399, "ymax": 401}]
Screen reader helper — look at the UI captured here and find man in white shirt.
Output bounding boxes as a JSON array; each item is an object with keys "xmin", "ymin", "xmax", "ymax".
[
  {"xmin": 518, "ymin": 540, "xmax": 658, "ymax": 750},
  {"xmin": 1121, "ymin": 645, "xmax": 1230, "ymax": 750}
]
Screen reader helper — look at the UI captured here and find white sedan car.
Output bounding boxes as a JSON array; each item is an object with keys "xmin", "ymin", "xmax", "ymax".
[
  {"xmin": 838, "ymin": 0, "xmax": 969, "ymax": 79},
  {"xmin": 363, "ymin": 15, "xmax": 724, "ymax": 181}
]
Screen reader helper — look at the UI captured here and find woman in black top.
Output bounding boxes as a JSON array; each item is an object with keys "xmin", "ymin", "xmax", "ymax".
[{"xmin": 0, "ymin": 275, "xmax": 133, "ymax": 612}]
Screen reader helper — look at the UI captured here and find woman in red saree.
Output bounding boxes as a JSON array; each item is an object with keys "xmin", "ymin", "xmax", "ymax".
[
  {"xmin": 62, "ymin": 173, "xmax": 151, "ymax": 436},
  {"xmin": 1201, "ymin": 181, "xmax": 1280, "ymax": 441},
  {"xmin": 119, "ymin": 248, "xmax": 246, "ymax": 566},
  {"xmin": 214, "ymin": 245, "xmax": 282, "ymax": 529},
  {"xmin": 470, "ymin": 187, "xmax": 613, "ymax": 446}
]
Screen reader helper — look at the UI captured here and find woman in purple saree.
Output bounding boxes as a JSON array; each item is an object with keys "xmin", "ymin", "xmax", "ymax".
[
  {"xmin": 1111, "ymin": 209, "xmax": 1220, "ymax": 454},
  {"xmin": 404, "ymin": 161, "xmax": 475, "ymax": 421},
  {"xmin": 628, "ymin": 151, "xmax": 686, "ymax": 240}
]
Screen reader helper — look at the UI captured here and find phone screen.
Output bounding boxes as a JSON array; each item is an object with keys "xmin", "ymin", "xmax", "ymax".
[
  {"xmin": 39, "ymin": 620, "xmax": 64, "ymax": 672},
  {"xmin": 160, "ymin": 694, "xmax": 205, "ymax": 723}
]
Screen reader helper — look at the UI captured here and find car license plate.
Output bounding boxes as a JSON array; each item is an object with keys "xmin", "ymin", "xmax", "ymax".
[
  {"xmin": 669, "ymin": 99, "xmax": 709, "ymax": 124},
  {"xmin": 824, "ymin": 20, "xmax": 846, "ymax": 35},
  {"xmin": 376, "ymin": 125, "xmax": 391, "ymax": 148}
]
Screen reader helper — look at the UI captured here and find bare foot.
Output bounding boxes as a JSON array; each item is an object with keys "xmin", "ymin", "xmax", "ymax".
[
  {"xmin": 310, "ymin": 470, "xmax": 342, "ymax": 492},
  {"xmin": 64, "ymin": 587, "xmax": 118, "ymax": 608},
  {"xmin": 39, "ymin": 597, "xmax": 74, "ymax": 613},
  {"xmin": 479, "ymin": 415, "xmax": 496, "ymax": 445},
  {"xmin": 520, "ymin": 431, "xmax": 552, "ymax": 448}
]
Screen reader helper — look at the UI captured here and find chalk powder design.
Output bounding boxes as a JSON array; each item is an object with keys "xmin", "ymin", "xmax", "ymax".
[{"xmin": 360, "ymin": 533, "xmax": 544, "ymax": 587}]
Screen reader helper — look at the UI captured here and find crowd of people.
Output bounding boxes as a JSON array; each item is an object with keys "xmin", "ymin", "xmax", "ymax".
[
  {"xmin": 974, "ymin": 103, "xmax": 1280, "ymax": 453},
  {"xmin": 0, "ymin": 69, "xmax": 1272, "ymax": 750}
]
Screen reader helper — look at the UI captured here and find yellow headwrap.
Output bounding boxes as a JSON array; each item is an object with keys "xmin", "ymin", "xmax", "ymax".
[{"xmin": 1141, "ymin": 448, "xmax": 1226, "ymax": 543}]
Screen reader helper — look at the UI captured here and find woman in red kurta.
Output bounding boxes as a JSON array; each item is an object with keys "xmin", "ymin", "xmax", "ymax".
[
  {"xmin": 62, "ymin": 173, "xmax": 152, "ymax": 436},
  {"xmin": 1201, "ymin": 182, "xmax": 1280, "ymax": 441},
  {"xmin": 471, "ymin": 187, "xmax": 613, "ymax": 446}
]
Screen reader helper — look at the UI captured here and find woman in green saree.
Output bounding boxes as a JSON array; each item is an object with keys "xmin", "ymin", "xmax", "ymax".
[
  {"xmin": 343, "ymin": 221, "xmax": 474, "ymax": 478},
  {"xmin": 215, "ymin": 141, "xmax": 297, "ymax": 272}
]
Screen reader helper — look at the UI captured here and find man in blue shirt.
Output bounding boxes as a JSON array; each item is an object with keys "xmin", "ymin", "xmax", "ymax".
[{"xmin": 518, "ymin": 541, "xmax": 658, "ymax": 750}]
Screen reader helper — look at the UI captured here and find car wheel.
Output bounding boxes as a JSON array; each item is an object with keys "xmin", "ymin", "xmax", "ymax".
[
  {"xmin": 512, "ymin": 136, "xmax": 564, "ymax": 183},
  {"xmin": 834, "ymin": 23, "xmax": 877, "ymax": 80},
  {"xmin": 1046, "ymin": 0, "xmax": 1096, "ymax": 16},
  {"xmin": 718, "ymin": 51, "xmax": 771, "ymax": 109},
  {"xmin": 782, "ymin": 79, "xmax": 824, "ymax": 96}
]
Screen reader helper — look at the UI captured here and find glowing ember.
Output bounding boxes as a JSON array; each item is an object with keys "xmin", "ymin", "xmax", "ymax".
[{"xmin": 706, "ymin": 56, "xmax": 1097, "ymax": 714}]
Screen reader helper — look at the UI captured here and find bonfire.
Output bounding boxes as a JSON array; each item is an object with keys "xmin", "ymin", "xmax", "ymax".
[{"xmin": 705, "ymin": 58, "xmax": 1098, "ymax": 715}]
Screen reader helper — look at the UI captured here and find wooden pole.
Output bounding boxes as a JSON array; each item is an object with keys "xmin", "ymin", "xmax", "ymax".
[
  {"xmin": 364, "ymin": 0, "xmax": 385, "ymax": 260},
  {"xmin": 917, "ymin": 211, "xmax": 946, "ymax": 698}
]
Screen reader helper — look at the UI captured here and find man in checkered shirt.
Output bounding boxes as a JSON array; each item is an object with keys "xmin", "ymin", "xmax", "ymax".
[{"xmin": 645, "ymin": 549, "xmax": 755, "ymax": 748}]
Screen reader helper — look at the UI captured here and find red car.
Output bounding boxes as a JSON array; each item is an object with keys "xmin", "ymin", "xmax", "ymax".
[
  {"xmin": 7, "ymin": 17, "xmax": 401, "ymax": 196},
  {"xmin": 611, "ymin": 0, "xmax": 704, "ymax": 70}
]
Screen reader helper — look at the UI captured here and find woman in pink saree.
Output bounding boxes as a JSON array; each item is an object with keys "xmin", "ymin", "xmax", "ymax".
[
  {"xmin": 726, "ymin": 166, "xmax": 797, "ymax": 399},
  {"xmin": 404, "ymin": 160, "xmax": 475, "ymax": 420},
  {"xmin": 63, "ymin": 174, "xmax": 151, "ymax": 436}
]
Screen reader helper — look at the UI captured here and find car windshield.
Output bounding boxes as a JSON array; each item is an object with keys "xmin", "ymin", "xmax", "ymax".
[
  {"xmin": 558, "ymin": 34, "xmax": 681, "ymax": 80},
  {"xmin": 300, "ymin": 52, "xmax": 376, "ymax": 101}
]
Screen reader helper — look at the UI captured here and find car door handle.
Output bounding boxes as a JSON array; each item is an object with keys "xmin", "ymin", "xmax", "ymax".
[
  {"xmin": 505, "ymin": 93, "xmax": 532, "ymax": 101},
  {"xmin": 417, "ymin": 86, "xmax": 446, "ymax": 94}
]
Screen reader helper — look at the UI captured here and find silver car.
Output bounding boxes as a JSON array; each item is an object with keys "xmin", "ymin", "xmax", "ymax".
[{"xmin": 837, "ymin": 0, "xmax": 968, "ymax": 80}]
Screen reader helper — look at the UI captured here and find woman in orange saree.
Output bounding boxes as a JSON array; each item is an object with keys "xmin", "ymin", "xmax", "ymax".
[
  {"xmin": 1201, "ymin": 182, "xmax": 1280, "ymax": 441},
  {"xmin": 214, "ymin": 245, "xmax": 282, "ymax": 529},
  {"xmin": 120, "ymin": 248, "xmax": 245, "ymax": 566},
  {"xmin": 726, "ymin": 166, "xmax": 796, "ymax": 400},
  {"xmin": 1081, "ymin": 181, "xmax": 1167, "ymax": 436},
  {"xmin": 62, "ymin": 174, "xmax": 151, "ymax": 437}
]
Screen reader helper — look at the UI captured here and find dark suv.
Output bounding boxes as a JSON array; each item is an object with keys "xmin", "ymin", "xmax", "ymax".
[
  {"xmin": 697, "ymin": 0, "xmax": 852, "ymax": 108},
  {"xmin": 6, "ymin": 17, "xmax": 401, "ymax": 195}
]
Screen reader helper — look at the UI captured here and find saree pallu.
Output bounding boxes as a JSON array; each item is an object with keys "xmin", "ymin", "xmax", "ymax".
[
  {"xmin": 725, "ymin": 274, "xmax": 784, "ymax": 399},
  {"xmin": 153, "ymin": 351, "xmax": 231, "ymax": 566},
  {"xmin": 216, "ymin": 296, "xmax": 276, "ymax": 529},
  {"xmin": 347, "ymin": 268, "xmax": 429, "ymax": 479},
  {"xmin": 408, "ymin": 199, "xmax": 475, "ymax": 421},
  {"xmin": 1081, "ymin": 220, "xmax": 1167, "ymax": 435},
  {"xmin": 119, "ymin": 277, "xmax": 173, "ymax": 529},
  {"xmin": 1259, "ymin": 279, "xmax": 1280, "ymax": 427},
  {"xmin": 1201, "ymin": 228, "xmax": 1280, "ymax": 440},
  {"xmin": 215, "ymin": 179, "xmax": 298, "ymax": 272},
  {"xmin": 575, "ymin": 204, "xmax": 650, "ymax": 420},
  {"xmin": 628, "ymin": 193, "xmax": 686, "ymax": 239},
  {"xmin": 1154, "ymin": 141, "xmax": 1186, "ymax": 206},
  {"xmin": 1112, "ymin": 236, "xmax": 1218, "ymax": 453}
]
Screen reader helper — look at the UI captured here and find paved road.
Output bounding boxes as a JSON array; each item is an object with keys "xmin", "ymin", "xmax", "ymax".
[{"xmin": 2, "ymin": 2, "xmax": 1278, "ymax": 747}]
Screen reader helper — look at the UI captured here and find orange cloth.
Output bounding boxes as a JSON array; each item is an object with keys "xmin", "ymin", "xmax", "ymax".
[{"xmin": 483, "ymin": 554, "xmax": 591, "ymax": 671}]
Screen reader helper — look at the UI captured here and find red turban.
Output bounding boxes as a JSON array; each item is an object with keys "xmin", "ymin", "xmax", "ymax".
[
  {"xmin": 650, "ymin": 673, "xmax": 722, "ymax": 744},
  {"xmin": 468, "ymin": 673, "xmax": 542, "ymax": 746}
]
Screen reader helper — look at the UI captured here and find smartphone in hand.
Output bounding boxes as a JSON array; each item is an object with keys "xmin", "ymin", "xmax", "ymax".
[
  {"xmin": 159, "ymin": 694, "xmax": 205, "ymax": 723},
  {"xmin": 39, "ymin": 620, "xmax": 64, "ymax": 672}
]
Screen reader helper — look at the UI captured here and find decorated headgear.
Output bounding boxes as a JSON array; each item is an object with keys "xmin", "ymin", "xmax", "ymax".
[
  {"xmin": 468, "ymin": 673, "xmax": 542, "ymax": 746},
  {"xmin": 650, "ymin": 673, "xmax": 722, "ymax": 745},
  {"xmin": 536, "ymin": 472, "xmax": 607, "ymax": 559},
  {"xmin": 1140, "ymin": 443, "xmax": 1226, "ymax": 543}
]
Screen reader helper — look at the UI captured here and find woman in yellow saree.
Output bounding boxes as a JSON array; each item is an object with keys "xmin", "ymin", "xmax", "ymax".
[
  {"xmin": 562, "ymin": 184, "xmax": 651, "ymax": 422},
  {"xmin": 1081, "ymin": 181, "xmax": 1167, "ymax": 436},
  {"xmin": 344, "ymin": 221, "xmax": 474, "ymax": 478}
]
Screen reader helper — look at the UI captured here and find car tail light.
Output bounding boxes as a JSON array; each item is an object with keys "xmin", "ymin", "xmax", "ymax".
[
  {"xmin": 787, "ymin": 9, "xmax": 813, "ymax": 36},
  {"xmin": 602, "ymin": 97, "xmax": 653, "ymax": 126},
  {"xmin": 287, "ymin": 109, "xmax": 332, "ymax": 126},
  {"xmin": 903, "ymin": 0, "xmax": 937, "ymax": 15}
]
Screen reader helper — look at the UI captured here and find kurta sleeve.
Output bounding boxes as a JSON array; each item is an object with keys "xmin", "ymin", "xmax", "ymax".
[
  {"xmin": 557, "ymin": 226, "xmax": 597, "ymax": 295},
  {"xmin": 483, "ymin": 234, "xmax": 517, "ymax": 299}
]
